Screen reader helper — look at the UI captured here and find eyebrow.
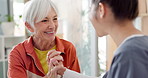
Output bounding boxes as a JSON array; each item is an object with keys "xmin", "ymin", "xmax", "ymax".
[
  {"xmin": 45, "ymin": 17, "xmax": 48, "ymax": 19},
  {"xmin": 44, "ymin": 15, "xmax": 57, "ymax": 19}
]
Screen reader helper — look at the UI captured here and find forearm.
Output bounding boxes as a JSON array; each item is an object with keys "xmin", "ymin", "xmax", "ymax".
[{"xmin": 63, "ymin": 69, "xmax": 98, "ymax": 78}]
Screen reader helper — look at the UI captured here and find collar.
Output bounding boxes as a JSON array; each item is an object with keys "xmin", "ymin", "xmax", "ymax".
[
  {"xmin": 24, "ymin": 36, "xmax": 65, "ymax": 75},
  {"xmin": 25, "ymin": 36, "xmax": 65, "ymax": 54},
  {"xmin": 55, "ymin": 36, "xmax": 65, "ymax": 53}
]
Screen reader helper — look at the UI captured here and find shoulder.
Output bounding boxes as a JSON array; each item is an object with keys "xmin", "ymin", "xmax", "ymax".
[
  {"xmin": 107, "ymin": 36, "xmax": 148, "ymax": 78},
  {"xmin": 60, "ymin": 39, "xmax": 75, "ymax": 47},
  {"xmin": 113, "ymin": 36, "xmax": 148, "ymax": 64},
  {"xmin": 122, "ymin": 36, "xmax": 148, "ymax": 49},
  {"xmin": 10, "ymin": 39, "xmax": 28, "ymax": 55},
  {"xmin": 12, "ymin": 38, "xmax": 28, "ymax": 50},
  {"xmin": 116, "ymin": 36, "xmax": 148, "ymax": 54},
  {"xmin": 56, "ymin": 38, "xmax": 77, "ymax": 57},
  {"xmin": 56, "ymin": 37, "xmax": 76, "ymax": 49},
  {"xmin": 59, "ymin": 39, "xmax": 77, "ymax": 54}
]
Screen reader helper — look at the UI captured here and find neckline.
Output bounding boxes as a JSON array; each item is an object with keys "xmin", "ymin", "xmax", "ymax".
[{"xmin": 114, "ymin": 34, "xmax": 144, "ymax": 55}]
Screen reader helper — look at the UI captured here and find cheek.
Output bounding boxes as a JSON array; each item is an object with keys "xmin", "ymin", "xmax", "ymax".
[
  {"xmin": 34, "ymin": 23, "xmax": 42, "ymax": 29},
  {"xmin": 34, "ymin": 24, "xmax": 44, "ymax": 33},
  {"xmin": 89, "ymin": 12, "xmax": 100, "ymax": 30},
  {"xmin": 91, "ymin": 18, "xmax": 102, "ymax": 34},
  {"xmin": 90, "ymin": 16, "xmax": 98, "ymax": 29},
  {"xmin": 54, "ymin": 21, "xmax": 58, "ymax": 31},
  {"xmin": 89, "ymin": 10, "xmax": 97, "ymax": 25}
]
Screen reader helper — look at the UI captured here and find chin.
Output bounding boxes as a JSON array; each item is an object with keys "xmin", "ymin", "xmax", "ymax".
[
  {"xmin": 98, "ymin": 35, "xmax": 104, "ymax": 37},
  {"xmin": 50, "ymin": 36, "xmax": 55, "ymax": 40},
  {"xmin": 97, "ymin": 33, "xmax": 106, "ymax": 37},
  {"xmin": 45, "ymin": 35, "xmax": 55, "ymax": 41}
]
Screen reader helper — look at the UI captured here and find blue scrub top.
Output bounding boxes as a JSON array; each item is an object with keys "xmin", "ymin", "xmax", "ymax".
[{"xmin": 103, "ymin": 36, "xmax": 148, "ymax": 78}]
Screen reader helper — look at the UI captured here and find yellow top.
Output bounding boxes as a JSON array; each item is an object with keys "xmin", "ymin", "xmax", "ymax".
[{"xmin": 34, "ymin": 46, "xmax": 56, "ymax": 74}]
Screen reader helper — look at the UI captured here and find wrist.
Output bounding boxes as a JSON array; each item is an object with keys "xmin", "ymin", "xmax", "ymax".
[{"xmin": 58, "ymin": 67, "xmax": 66, "ymax": 75}]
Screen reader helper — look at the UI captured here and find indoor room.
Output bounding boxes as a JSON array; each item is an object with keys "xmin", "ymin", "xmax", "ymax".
[{"xmin": 0, "ymin": 0, "xmax": 148, "ymax": 78}]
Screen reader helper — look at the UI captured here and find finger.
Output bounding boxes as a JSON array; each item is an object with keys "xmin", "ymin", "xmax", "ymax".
[
  {"xmin": 47, "ymin": 51, "xmax": 60, "ymax": 63},
  {"xmin": 47, "ymin": 51, "xmax": 61, "ymax": 59},
  {"xmin": 49, "ymin": 67, "xmax": 58, "ymax": 78},
  {"xmin": 53, "ymin": 64, "xmax": 66, "ymax": 76},
  {"xmin": 48, "ymin": 58, "xmax": 57, "ymax": 66},
  {"xmin": 50, "ymin": 58, "xmax": 59, "ymax": 66},
  {"xmin": 47, "ymin": 49, "xmax": 56, "ymax": 56},
  {"xmin": 48, "ymin": 59, "xmax": 54, "ymax": 71},
  {"xmin": 53, "ymin": 61, "xmax": 59, "ymax": 66},
  {"xmin": 49, "ymin": 71, "xmax": 56, "ymax": 78},
  {"xmin": 52, "ymin": 55, "xmax": 64, "ymax": 62},
  {"xmin": 58, "ymin": 61, "xmax": 64, "ymax": 66},
  {"xmin": 47, "ymin": 52, "xmax": 64, "ymax": 64}
]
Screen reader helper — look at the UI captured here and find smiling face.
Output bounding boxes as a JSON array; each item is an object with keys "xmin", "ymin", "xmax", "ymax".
[{"xmin": 28, "ymin": 8, "xmax": 58, "ymax": 41}]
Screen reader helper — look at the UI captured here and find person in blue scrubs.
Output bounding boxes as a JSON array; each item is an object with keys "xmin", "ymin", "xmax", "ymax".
[{"xmin": 47, "ymin": 0, "xmax": 148, "ymax": 78}]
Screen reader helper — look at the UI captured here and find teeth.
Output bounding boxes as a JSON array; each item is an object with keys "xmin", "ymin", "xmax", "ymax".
[{"xmin": 46, "ymin": 32, "xmax": 53, "ymax": 34}]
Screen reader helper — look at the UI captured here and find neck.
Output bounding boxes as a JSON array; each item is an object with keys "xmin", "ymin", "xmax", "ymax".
[
  {"xmin": 32, "ymin": 36, "xmax": 55, "ymax": 51},
  {"xmin": 109, "ymin": 21, "xmax": 143, "ymax": 46}
]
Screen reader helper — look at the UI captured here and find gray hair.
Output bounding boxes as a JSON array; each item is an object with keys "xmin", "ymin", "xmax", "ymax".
[{"xmin": 22, "ymin": 0, "xmax": 58, "ymax": 27}]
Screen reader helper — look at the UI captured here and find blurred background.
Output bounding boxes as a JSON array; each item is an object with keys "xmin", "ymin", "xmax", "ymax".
[{"xmin": 0, "ymin": 0, "xmax": 148, "ymax": 78}]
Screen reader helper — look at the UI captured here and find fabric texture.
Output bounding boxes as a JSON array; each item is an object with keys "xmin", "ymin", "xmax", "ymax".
[
  {"xmin": 62, "ymin": 36, "xmax": 148, "ymax": 78},
  {"xmin": 8, "ymin": 36, "xmax": 80, "ymax": 78},
  {"xmin": 63, "ymin": 69, "xmax": 98, "ymax": 78},
  {"xmin": 104, "ymin": 36, "xmax": 148, "ymax": 78},
  {"xmin": 34, "ymin": 46, "xmax": 56, "ymax": 74}
]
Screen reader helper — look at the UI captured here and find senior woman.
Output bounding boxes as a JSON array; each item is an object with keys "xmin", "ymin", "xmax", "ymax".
[
  {"xmin": 7, "ymin": 0, "xmax": 80, "ymax": 78},
  {"xmin": 48, "ymin": 0, "xmax": 148, "ymax": 78}
]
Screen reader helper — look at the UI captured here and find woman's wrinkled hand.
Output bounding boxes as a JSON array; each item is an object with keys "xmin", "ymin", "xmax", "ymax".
[
  {"xmin": 46, "ymin": 58, "xmax": 66, "ymax": 78},
  {"xmin": 47, "ymin": 50, "xmax": 64, "ymax": 63},
  {"xmin": 46, "ymin": 50, "xmax": 66, "ymax": 78}
]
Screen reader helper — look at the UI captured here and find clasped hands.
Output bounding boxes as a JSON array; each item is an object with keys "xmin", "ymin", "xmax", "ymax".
[{"xmin": 45, "ymin": 50, "xmax": 66, "ymax": 78}]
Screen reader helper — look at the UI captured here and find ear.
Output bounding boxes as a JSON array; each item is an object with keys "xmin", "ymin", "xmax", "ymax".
[
  {"xmin": 25, "ymin": 22, "xmax": 34, "ymax": 32},
  {"xmin": 98, "ymin": 3, "xmax": 106, "ymax": 18}
]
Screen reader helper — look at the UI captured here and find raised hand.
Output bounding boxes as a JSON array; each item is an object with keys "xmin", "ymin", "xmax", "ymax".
[
  {"xmin": 49, "ymin": 58, "xmax": 66, "ymax": 76},
  {"xmin": 46, "ymin": 50, "xmax": 65, "ymax": 78},
  {"xmin": 47, "ymin": 50, "xmax": 64, "ymax": 63}
]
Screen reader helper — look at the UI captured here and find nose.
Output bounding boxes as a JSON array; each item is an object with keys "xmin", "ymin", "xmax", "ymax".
[{"xmin": 47, "ymin": 20, "xmax": 55, "ymax": 29}]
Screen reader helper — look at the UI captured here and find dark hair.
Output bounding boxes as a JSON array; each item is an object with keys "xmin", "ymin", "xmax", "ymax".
[{"xmin": 92, "ymin": 0, "xmax": 139, "ymax": 20}]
